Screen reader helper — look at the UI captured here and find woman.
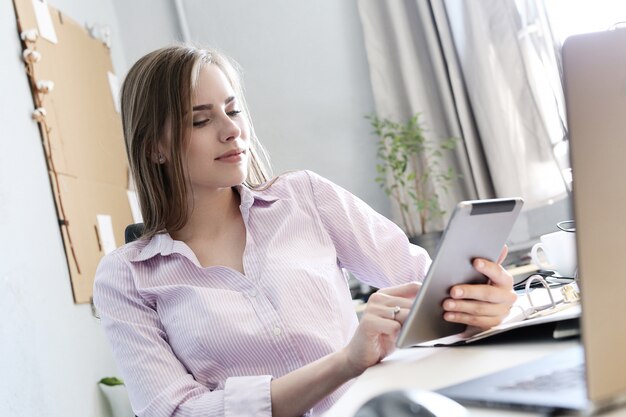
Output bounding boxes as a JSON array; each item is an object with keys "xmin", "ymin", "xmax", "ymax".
[{"xmin": 93, "ymin": 45, "xmax": 516, "ymax": 417}]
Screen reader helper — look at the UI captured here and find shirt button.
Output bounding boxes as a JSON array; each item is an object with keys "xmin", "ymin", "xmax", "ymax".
[{"xmin": 273, "ymin": 327, "xmax": 282, "ymax": 336}]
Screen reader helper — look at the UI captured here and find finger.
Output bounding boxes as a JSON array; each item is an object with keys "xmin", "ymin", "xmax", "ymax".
[
  {"xmin": 365, "ymin": 302, "xmax": 411, "ymax": 324},
  {"xmin": 360, "ymin": 312, "xmax": 402, "ymax": 336},
  {"xmin": 442, "ymin": 311, "xmax": 503, "ymax": 330},
  {"xmin": 472, "ymin": 258, "xmax": 513, "ymax": 289},
  {"xmin": 497, "ymin": 245, "xmax": 509, "ymax": 265},
  {"xmin": 450, "ymin": 283, "xmax": 517, "ymax": 305},
  {"xmin": 376, "ymin": 282, "xmax": 422, "ymax": 298},
  {"xmin": 367, "ymin": 290, "xmax": 416, "ymax": 309},
  {"xmin": 443, "ymin": 298, "xmax": 511, "ymax": 318}
]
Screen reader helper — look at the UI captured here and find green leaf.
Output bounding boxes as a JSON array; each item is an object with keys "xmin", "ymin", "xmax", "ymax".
[
  {"xmin": 365, "ymin": 110, "xmax": 459, "ymax": 232},
  {"xmin": 99, "ymin": 377, "xmax": 125, "ymax": 386}
]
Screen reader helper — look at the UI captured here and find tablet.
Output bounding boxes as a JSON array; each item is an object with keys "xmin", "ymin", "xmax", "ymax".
[{"xmin": 396, "ymin": 198, "xmax": 524, "ymax": 348}]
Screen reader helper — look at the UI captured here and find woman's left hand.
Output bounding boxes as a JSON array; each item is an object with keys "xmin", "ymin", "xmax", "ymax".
[{"xmin": 442, "ymin": 246, "xmax": 517, "ymax": 330}]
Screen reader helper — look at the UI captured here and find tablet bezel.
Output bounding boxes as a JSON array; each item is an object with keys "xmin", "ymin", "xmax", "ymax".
[{"xmin": 396, "ymin": 198, "xmax": 524, "ymax": 348}]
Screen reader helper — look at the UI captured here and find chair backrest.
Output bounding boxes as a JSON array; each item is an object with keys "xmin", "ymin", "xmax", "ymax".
[{"xmin": 124, "ymin": 223, "xmax": 144, "ymax": 244}]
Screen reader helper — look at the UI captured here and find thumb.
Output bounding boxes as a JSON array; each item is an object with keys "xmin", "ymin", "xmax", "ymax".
[
  {"xmin": 496, "ymin": 245, "xmax": 509, "ymax": 265},
  {"xmin": 473, "ymin": 258, "xmax": 510, "ymax": 288}
]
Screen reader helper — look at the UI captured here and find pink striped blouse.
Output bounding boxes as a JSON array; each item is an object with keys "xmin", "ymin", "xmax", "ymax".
[{"xmin": 93, "ymin": 170, "xmax": 431, "ymax": 417}]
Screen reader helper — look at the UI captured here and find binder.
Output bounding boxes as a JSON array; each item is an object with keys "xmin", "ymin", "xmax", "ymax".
[{"xmin": 415, "ymin": 277, "xmax": 581, "ymax": 346}]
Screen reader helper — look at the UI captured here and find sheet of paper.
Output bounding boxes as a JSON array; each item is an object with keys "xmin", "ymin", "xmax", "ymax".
[
  {"xmin": 32, "ymin": 0, "xmax": 58, "ymax": 44},
  {"xmin": 126, "ymin": 190, "xmax": 143, "ymax": 224},
  {"xmin": 107, "ymin": 71, "xmax": 120, "ymax": 113},
  {"xmin": 96, "ymin": 214, "xmax": 117, "ymax": 254}
]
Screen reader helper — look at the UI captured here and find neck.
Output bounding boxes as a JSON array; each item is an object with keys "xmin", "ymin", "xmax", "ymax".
[{"xmin": 170, "ymin": 186, "xmax": 241, "ymax": 243}]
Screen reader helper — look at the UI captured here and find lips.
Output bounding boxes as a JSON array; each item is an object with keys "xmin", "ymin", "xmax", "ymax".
[{"xmin": 215, "ymin": 149, "xmax": 246, "ymax": 162}]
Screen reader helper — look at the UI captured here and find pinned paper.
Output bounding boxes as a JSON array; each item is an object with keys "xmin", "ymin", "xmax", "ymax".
[
  {"xmin": 107, "ymin": 71, "xmax": 120, "ymax": 113},
  {"xmin": 96, "ymin": 214, "xmax": 117, "ymax": 254},
  {"xmin": 127, "ymin": 191, "xmax": 143, "ymax": 224},
  {"xmin": 32, "ymin": 0, "xmax": 58, "ymax": 44}
]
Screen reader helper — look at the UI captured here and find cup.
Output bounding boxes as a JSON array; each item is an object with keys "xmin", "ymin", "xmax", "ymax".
[{"xmin": 530, "ymin": 231, "xmax": 577, "ymax": 277}]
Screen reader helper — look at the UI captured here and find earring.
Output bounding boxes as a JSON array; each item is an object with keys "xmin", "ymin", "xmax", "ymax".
[{"xmin": 158, "ymin": 154, "xmax": 165, "ymax": 164}]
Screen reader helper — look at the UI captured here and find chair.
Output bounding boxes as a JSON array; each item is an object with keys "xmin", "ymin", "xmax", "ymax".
[{"xmin": 124, "ymin": 223, "xmax": 144, "ymax": 244}]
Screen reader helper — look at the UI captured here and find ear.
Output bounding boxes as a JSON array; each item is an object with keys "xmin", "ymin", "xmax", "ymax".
[
  {"xmin": 151, "ymin": 152, "xmax": 166, "ymax": 164},
  {"xmin": 151, "ymin": 142, "xmax": 168, "ymax": 164}
]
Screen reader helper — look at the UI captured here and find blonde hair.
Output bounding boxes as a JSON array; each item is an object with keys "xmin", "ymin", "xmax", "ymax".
[{"xmin": 120, "ymin": 45, "xmax": 272, "ymax": 239}]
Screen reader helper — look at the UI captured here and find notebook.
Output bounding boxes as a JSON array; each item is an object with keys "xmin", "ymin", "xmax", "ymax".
[{"xmin": 437, "ymin": 27, "xmax": 626, "ymax": 414}]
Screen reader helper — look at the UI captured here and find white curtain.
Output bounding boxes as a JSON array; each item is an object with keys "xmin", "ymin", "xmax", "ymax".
[
  {"xmin": 358, "ymin": 0, "xmax": 569, "ymax": 225},
  {"xmin": 358, "ymin": 0, "xmax": 490, "ymax": 234}
]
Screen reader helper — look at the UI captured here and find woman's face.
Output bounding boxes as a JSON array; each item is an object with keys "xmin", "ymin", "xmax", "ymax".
[{"xmin": 176, "ymin": 63, "xmax": 250, "ymax": 193}]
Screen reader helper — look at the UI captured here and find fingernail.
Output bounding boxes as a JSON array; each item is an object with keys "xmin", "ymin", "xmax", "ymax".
[
  {"xmin": 453, "ymin": 288, "xmax": 463, "ymax": 297},
  {"xmin": 476, "ymin": 260, "xmax": 485, "ymax": 269},
  {"xmin": 445, "ymin": 312, "xmax": 455, "ymax": 321},
  {"xmin": 446, "ymin": 300, "xmax": 456, "ymax": 309}
]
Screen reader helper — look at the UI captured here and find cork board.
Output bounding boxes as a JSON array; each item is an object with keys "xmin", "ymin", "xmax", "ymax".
[{"xmin": 13, "ymin": 0, "xmax": 133, "ymax": 303}]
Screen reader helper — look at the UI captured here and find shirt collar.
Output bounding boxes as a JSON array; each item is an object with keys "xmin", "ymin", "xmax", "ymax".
[
  {"xmin": 130, "ymin": 233, "xmax": 177, "ymax": 262},
  {"xmin": 130, "ymin": 184, "xmax": 279, "ymax": 263},
  {"xmin": 236, "ymin": 184, "xmax": 279, "ymax": 211}
]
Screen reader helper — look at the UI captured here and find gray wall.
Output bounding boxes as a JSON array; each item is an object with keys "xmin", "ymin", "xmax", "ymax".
[{"xmin": 1, "ymin": 2, "xmax": 126, "ymax": 417}]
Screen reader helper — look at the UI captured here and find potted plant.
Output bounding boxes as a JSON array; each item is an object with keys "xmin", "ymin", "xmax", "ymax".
[
  {"xmin": 367, "ymin": 112, "xmax": 458, "ymax": 256},
  {"xmin": 98, "ymin": 377, "xmax": 134, "ymax": 417}
]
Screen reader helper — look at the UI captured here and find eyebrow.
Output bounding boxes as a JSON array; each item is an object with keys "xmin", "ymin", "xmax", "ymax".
[{"xmin": 192, "ymin": 96, "xmax": 236, "ymax": 112}]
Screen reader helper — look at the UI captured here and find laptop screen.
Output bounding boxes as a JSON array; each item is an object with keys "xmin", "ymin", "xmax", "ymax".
[{"xmin": 564, "ymin": 27, "xmax": 626, "ymax": 405}]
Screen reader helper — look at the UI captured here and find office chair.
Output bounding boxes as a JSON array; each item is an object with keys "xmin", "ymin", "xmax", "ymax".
[{"xmin": 124, "ymin": 223, "xmax": 144, "ymax": 244}]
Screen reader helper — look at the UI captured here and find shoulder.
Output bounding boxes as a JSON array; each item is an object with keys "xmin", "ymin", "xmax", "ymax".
[
  {"xmin": 104, "ymin": 238, "xmax": 150, "ymax": 264},
  {"xmin": 250, "ymin": 171, "xmax": 349, "ymax": 209},
  {"xmin": 94, "ymin": 238, "xmax": 151, "ymax": 283},
  {"xmin": 265, "ymin": 170, "xmax": 332, "ymax": 193}
]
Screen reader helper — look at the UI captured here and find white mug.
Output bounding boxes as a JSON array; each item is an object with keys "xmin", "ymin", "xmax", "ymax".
[{"xmin": 530, "ymin": 231, "xmax": 577, "ymax": 277}]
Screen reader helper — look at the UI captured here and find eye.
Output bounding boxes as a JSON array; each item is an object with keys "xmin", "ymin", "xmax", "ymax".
[
  {"xmin": 227, "ymin": 109, "xmax": 242, "ymax": 117},
  {"xmin": 193, "ymin": 118, "xmax": 210, "ymax": 127}
]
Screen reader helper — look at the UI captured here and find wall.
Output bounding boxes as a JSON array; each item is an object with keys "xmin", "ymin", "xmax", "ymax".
[
  {"xmin": 0, "ymin": 1, "xmax": 127, "ymax": 416},
  {"xmin": 111, "ymin": 0, "xmax": 182, "ymax": 70}
]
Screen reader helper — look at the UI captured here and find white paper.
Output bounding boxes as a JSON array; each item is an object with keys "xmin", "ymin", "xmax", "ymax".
[
  {"xmin": 107, "ymin": 71, "xmax": 120, "ymax": 113},
  {"xmin": 96, "ymin": 214, "xmax": 117, "ymax": 254},
  {"xmin": 126, "ymin": 191, "xmax": 143, "ymax": 224},
  {"xmin": 32, "ymin": 0, "xmax": 58, "ymax": 44}
]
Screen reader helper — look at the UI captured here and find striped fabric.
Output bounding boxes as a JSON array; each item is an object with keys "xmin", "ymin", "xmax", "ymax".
[{"xmin": 93, "ymin": 170, "xmax": 430, "ymax": 417}]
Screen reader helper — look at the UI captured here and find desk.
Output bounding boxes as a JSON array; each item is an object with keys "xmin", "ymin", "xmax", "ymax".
[{"xmin": 324, "ymin": 338, "xmax": 626, "ymax": 416}]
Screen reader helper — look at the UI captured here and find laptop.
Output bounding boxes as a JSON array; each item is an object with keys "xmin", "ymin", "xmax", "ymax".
[{"xmin": 437, "ymin": 28, "xmax": 626, "ymax": 414}]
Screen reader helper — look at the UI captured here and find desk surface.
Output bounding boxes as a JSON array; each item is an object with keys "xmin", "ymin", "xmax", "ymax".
[{"xmin": 323, "ymin": 338, "xmax": 626, "ymax": 417}]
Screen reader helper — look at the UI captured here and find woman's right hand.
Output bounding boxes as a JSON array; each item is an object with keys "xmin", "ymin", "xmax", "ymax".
[{"xmin": 341, "ymin": 282, "xmax": 421, "ymax": 377}]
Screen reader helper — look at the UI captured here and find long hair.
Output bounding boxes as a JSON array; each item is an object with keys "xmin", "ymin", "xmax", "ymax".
[{"xmin": 120, "ymin": 45, "xmax": 272, "ymax": 239}]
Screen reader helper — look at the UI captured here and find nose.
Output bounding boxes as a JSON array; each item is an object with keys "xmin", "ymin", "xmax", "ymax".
[{"xmin": 218, "ymin": 114, "xmax": 241, "ymax": 143}]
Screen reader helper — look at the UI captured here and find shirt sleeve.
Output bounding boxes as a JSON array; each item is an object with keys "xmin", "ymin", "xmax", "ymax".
[
  {"xmin": 93, "ymin": 252, "xmax": 273, "ymax": 417},
  {"xmin": 305, "ymin": 170, "xmax": 431, "ymax": 288}
]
